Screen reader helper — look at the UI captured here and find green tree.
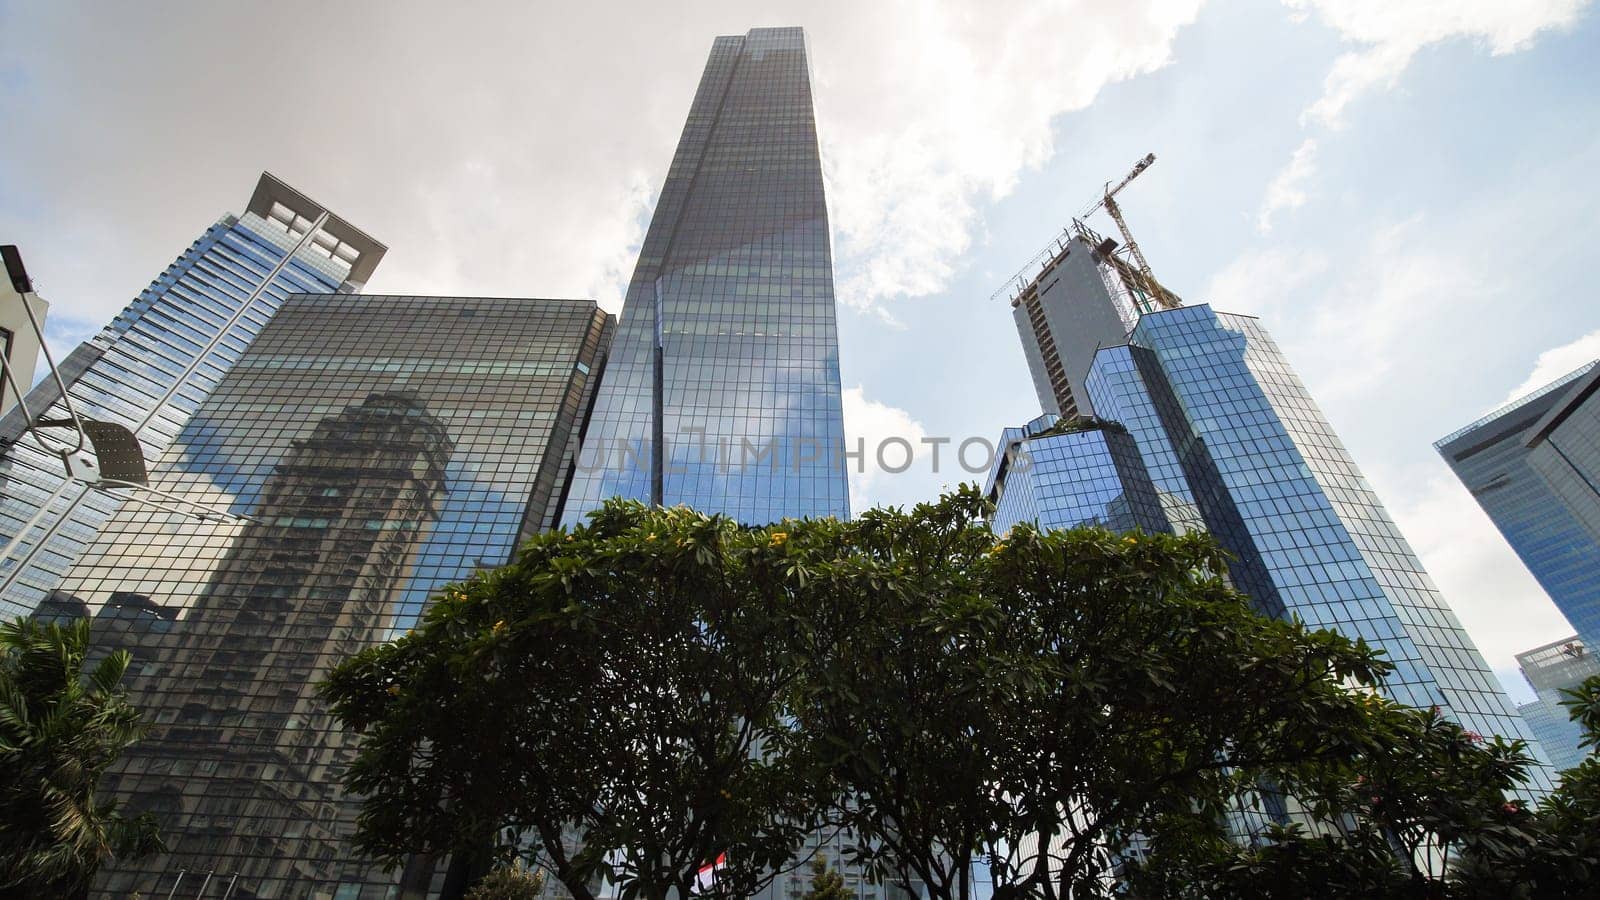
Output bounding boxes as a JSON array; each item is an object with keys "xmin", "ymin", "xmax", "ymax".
[
  {"xmin": 1448, "ymin": 673, "xmax": 1600, "ymax": 898},
  {"xmin": 800, "ymin": 854, "xmax": 850, "ymax": 900},
  {"xmin": 1125, "ymin": 698, "xmax": 1542, "ymax": 898},
  {"xmin": 323, "ymin": 500, "xmax": 825, "ymax": 900},
  {"xmin": 464, "ymin": 861, "xmax": 545, "ymax": 900},
  {"xmin": 0, "ymin": 617, "xmax": 163, "ymax": 898},
  {"xmin": 325, "ymin": 486, "xmax": 1592, "ymax": 900},
  {"xmin": 784, "ymin": 486, "xmax": 1395, "ymax": 900},
  {"xmin": 1124, "ymin": 678, "xmax": 1600, "ymax": 899}
]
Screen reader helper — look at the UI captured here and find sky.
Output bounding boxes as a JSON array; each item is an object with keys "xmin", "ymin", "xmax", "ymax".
[{"xmin": 2, "ymin": 0, "xmax": 1598, "ymax": 702}]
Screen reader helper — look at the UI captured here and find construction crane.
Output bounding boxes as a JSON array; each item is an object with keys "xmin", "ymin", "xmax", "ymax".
[
  {"xmin": 988, "ymin": 152, "xmax": 1179, "ymax": 312},
  {"xmin": 1079, "ymin": 152, "xmax": 1157, "ymax": 280}
]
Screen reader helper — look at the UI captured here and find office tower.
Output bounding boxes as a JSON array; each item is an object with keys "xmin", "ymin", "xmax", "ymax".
[
  {"xmin": 1436, "ymin": 361, "xmax": 1600, "ymax": 651},
  {"xmin": 1, "ymin": 245, "xmax": 50, "ymax": 416},
  {"xmin": 993, "ymin": 239, "xmax": 1553, "ymax": 787},
  {"xmin": 984, "ymin": 413, "xmax": 1170, "ymax": 534},
  {"xmin": 560, "ymin": 27, "xmax": 849, "ymax": 526},
  {"xmin": 56, "ymin": 293, "xmax": 611, "ymax": 899},
  {"xmin": 0, "ymin": 174, "xmax": 385, "ymax": 618},
  {"xmin": 1515, "ymin": 636, "xmax": 1598, "ymax": 773}
]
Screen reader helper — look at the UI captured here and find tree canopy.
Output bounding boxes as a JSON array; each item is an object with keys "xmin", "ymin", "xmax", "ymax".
[
  {"xmin": 781, "ymin": 486, "xmax": 1393, "ymax": 899},
  {"xmin": 0, "ymin": 616, "xmax": 163, "ymax": 898},
  {"xmin": 323, "ymin": 499, "xmax": 824, "ymax": 900},
  {"xmin": 799, "ymin": 855, "xmax": 850, "ymax": 900},
  {"xmin": 324, "ymin": 487, "xmax": 1597, "ymax": 900}
]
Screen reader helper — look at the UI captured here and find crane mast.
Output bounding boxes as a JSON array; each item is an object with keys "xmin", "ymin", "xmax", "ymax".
[
  {"xmin": 989, "ymin": 151, "xmax": 1180, "ymax": 317},
  {"xmin": 1081, "ymin": 152, "xmax": 1157, "ymax": 280}
]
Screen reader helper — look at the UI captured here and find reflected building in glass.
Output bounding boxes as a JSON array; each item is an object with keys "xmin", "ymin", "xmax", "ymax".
[
  {"xmin": 0, "ymin": 174, "xmax": 385, "ymax": 618},
  {"xmin": 560, "ymin": 27, "xmax": 849, "ymax": 527},
  {"xmin": 54, "ymin": 293, "xmax": 612, "ymax": 898},
  {"xmin": 991, "ymin": 230, "xmax": 1552, "ymax": 788},
  {"xmin": 1436, "ymin": 361, "xmax": 1600, "ymax": 651}
]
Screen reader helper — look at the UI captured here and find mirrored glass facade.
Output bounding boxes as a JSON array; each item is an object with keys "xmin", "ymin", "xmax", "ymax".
[
  {"xmin": 986, "ymin": 414, "xmax": 1170, "ymax": 535},
  {"xmin": 1064, "ymin": 304, "xmax": 1553, "ymax": 787},
  {"xmin": 1436, "ymin": 361, "xmax": 1600, "ymax": 651},
  {"xmin": 0, "ymin": 174, "xmax": 385, "ymax": 618},
  {"xmin": 48, "ymin": 293, "xmax": 610, "ymax": 899},
  {"xmin": 560, "ymin": 27, "xmax": 849, "ymax": 527}
]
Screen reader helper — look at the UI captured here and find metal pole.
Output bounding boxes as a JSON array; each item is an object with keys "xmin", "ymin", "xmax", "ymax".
[
  {"xmin": 0, "ymin": 211, "xmax": 335, "ymax": 597},
  {"xmin": 5, "ymin": 282, "xmax": 87, "ymax": 455},
  {"xmin": 651, "ymin": 277, "xmax": 665, "ymax": 508},
  {"xmin": 164, "ymin": 869, "xmax": 186, "ymax": 900}
]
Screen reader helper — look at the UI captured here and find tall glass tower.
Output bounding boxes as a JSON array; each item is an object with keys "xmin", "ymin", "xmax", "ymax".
[
  {"xmin": 49, "ymin": 293, "xmax": 612, "ymax": 899},
  {"xmin": 1436, "ymin": 361, "xmax": 1600, "ymax": 651},
  {"xmin": 990, "ymin": 233, "xmax": 1553, "ymax": 790},
  {"xmin": 560, "ymin": 27, "xmax": 849, "ymax": 526},
  {"xmin": 1089, "ymin": 306, "xmax": 1549, "ymax": 781},
  {"xmin": 0, "ymin": 174, "xmax": 385, "ymax": 617}
]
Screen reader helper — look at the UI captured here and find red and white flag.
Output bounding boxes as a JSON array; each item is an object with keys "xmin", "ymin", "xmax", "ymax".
[{"xmin": 693, "ymin": 852, "xmax": 727, "ymax": 893}]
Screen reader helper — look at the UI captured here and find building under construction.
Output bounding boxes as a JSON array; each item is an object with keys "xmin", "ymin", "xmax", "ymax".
[{"xmin": 1000, "ymin": 155, "xmax": 1181, "ymax": 419}]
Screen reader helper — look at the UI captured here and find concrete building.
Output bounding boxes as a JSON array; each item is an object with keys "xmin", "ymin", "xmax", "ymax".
[
  {"xmin": 0, "ymin": 245, "xmax": 50, "ymax": 416},
  {"xmin": 1437, "ymin": 362, "xmax": 1600, "ymax": 651},
  {"xmin": 0, "ymin": 174, "xmax": 385, "ymax": 618},
  {"xmin": 1004, "ymin": 222, "xmax": 1182, "ymax": 421}
]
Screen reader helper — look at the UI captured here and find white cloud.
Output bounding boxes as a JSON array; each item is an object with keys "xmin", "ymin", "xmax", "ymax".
[
  {"xmin": 1291, "ymin": 0, "xmax": 1589, "ymax": 128},
  {"xmin": 1203, "ymin": 243, "xmax": 1330, "ymax": 314},
  {"xmin": 1255, "ymin": 139, "xmax": 1319, "ymax": 233},
  {"xmin": 0, "ymin": 1, "xmax": 1208, "ymax": 343},
  {"xmin": 1501, "ymin": 327, "xmax": 1600, "ymax": 404},
  {"xmin": 1213, "ymin": 216, "xmax": 1488, "ymax": 405},
  {"xmin": 819, "ymin": 0, "xmax": 1205, "ymax": 313},
  {"xmin": 0, "ymin": 2, "xmax": 689, "ymax": 332},
  {"xmin": 841, "ymin": 385, "xmax": 928, "ymax": 512},
  {"xmin": 1256, "ymin": 0, "xmax": 1590, "ymax": 229}
]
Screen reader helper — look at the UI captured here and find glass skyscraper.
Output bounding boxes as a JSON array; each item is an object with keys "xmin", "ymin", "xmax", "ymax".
[
  {"xmin": 558, "ymin": 29, "xmax": 885, "ymax": 900},
  {"xmin": 1436, "ymin": 361, "xmax": 1600, "ymax": 651},
  {"xmin": 0, "ymin": 173, "xmax": 385, "ymax": 618},
  {"xmin": 1514, "ymin": 636, "xmax": 1598, "ymax": 774},
  {"xmin": 560, "ymin": 27, "xmax": 849, "ymax": 526},
  {"xmin": 46, "ymin": 293, "xmax": 611, "ymax": 899},
  {"xmin": 984, "ymin": 414, "xmax": 1170, "ymax": 534},
  {"xmin": 992, "ymin": 238, "xmax": 1553, "ymax": 788}
]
